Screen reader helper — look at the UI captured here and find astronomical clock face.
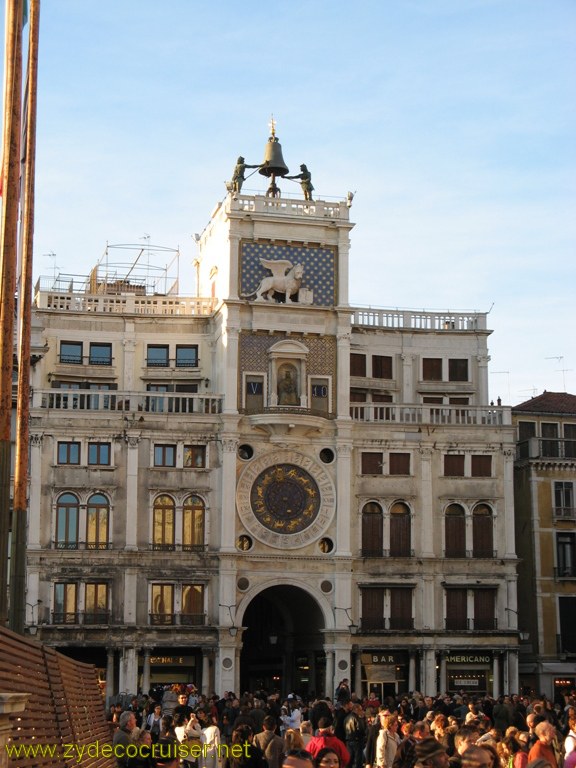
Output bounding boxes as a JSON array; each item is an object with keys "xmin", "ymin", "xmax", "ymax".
[{"xmin": 236, "ymin": 450, "xmax": 336, "ymax": 549}]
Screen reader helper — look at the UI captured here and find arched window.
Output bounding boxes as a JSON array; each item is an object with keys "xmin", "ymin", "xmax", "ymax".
[
  {"xmin": 472, "ymin": 503, "xmax": 494, "ymax": 558},
  {"xmin": 445, "ymin": 503, "xmax": 466, "ymax": 557},
  {"xmin": 390, "ymin": 501, "xmax": 411, "ymax": 557},
  {"xmin": 361, "ymin": 502, "xmax": 383, "ymax": 557},
  {"xmin": 153, "ymin": 495, "xmax": 175, "ymax": 550},
  {"xmin": 182, "ymin": 495, "xmax": 205, "ymax": 551},
  {"xmin": 56, "ymin": 493, "xmax": 79, "ymax": 549},
  {"xmin": 86, "ymin": 493, "xmax": 109, "ymax": 550}
]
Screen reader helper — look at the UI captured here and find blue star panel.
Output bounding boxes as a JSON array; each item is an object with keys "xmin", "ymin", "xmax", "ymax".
[{"xmin": 240, "ymin": 242, "xmax": 336, "ymax": 306}]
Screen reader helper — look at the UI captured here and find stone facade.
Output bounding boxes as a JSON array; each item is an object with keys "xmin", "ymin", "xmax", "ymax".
[{"xmin": 25, "ymin": 187, "xmax": 519, "ymax": 700}]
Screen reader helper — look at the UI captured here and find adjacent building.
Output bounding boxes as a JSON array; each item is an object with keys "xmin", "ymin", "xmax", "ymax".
[
  {"xmin": 24, "ymin": 138, "xmax": 520, "ymax": 699},
  {"xmin": 513, "ymin": 391, "xmax": 576, "ymax": 698}
]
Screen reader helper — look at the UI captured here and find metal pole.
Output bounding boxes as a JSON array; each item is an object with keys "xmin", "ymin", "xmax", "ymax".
[
  {"xmin": 0, "ymin": 0, "xmax": 24, "ymax": 626},
  {"xmin": 10, "ymin": 0, "xmax": 40, "ymax": 634}
]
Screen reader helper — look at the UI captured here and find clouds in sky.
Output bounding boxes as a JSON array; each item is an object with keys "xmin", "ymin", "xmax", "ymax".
[{"xmin": 1, "ymin": 0, "xmax": 574, "ymax": 402}]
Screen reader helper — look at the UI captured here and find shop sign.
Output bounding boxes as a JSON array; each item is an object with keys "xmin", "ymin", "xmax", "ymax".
[
  {"xmin": 361, "ymin": 652, "xmax": 407, "ymax": 665},
  {"xmin": 150, "ymin": 655, "xmax": 196, "ymax": 666},
  {"xmin": 446, "ymin": 654, "xmax": 491, "ymax": 664}
]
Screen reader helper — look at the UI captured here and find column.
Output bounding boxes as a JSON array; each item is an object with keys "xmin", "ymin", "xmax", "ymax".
[
  {"xmin": 492, "ymin": 654, "xmax": 500, "ymax": 699},
  {"xmin": 123, "ymin": 568, "xmax": 137, "ymax": 624},
  {"xmin": 120, "ymin": 647, "xmax": 138, "ymax": 695},
  {"xmin": 336, "ymin": 331, "xmax": 351, "ymax": 419},
  {"xmin": 27, "ymin": 435, "xmax": 43, "ymax": 549},
  {"xmin": 418, "ymin": 447, "xmax": 435, "ymax": 557},
  {"xmin": 124, "ymin": 435, "xmax": 140, "ymax": 550},
  {"xmin": 476, "ymin": 354, "xmax": 490, "ymax": 405},
  {"xmin": 354, "ymin": 650, "xmax": 362, "ymax": 696},
  {"xmin": 424, "ymin": 649, "xmax": 437, "ymax": 695},
  {"xmin": 325, "ymin": 651, "xmax": 334, "ymax": 699},
  {"xmin": 335, "ymin": 444, "xmax": 352, "ymax": 555},
  {"xmin": 222, "ymin": 328, "xmax": 239, "ymax": 414},
  {"xmin": 220, "ymin": 437, "xmax": 238, "ymax": 551},
  {"xmin": 141, "ymin": 648, "xmax": 151, "ymax": 696},
  {"xmin": 106, "ymin": 648, "xmax": 116, "ymax": 704},
  {"xmin": 508, "ymin": 650, "xmax": 519, "ymax": 695},
  {"xmin": 439, "ymin": 653, "xmax": 447, "ymax": 694},
  {"xmin": 408, "ymin": 652, "xmax": 416, "ymax": 692},
  {"xmin": 503, "ymin": 650, "xmax": 510, "ymax": 694},
  {"xmin": 201, "ymin": 649, "xmax": 211, "ymax": 696},
  {"xmin": 401, "ymin": 354, "xmax": 414, "ymax": 402},
  {"xmin": 337, "ymin": 225, "xmax": 350, "ymax": 307},
  {"xmin": 502, "ymin": 448, "xmax": 516, "ymax": 557}
]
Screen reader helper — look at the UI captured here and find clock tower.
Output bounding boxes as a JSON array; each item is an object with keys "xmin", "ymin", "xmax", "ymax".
[{"xmin": 195, "ymin": 130, "xmax": 356, "ymax": 693}]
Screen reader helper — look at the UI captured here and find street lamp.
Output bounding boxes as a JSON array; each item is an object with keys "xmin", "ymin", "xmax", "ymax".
[
  {"xmin": 335, "ymin": 607, "xmax": 358, "ymax": 636},
  {"xmin": 219, "ymin": 603, "xmax": 238, "ymax": 637}
]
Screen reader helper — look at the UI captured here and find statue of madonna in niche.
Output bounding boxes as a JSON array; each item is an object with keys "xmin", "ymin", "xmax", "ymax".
[{"xmin": 277, "ymin": 364, "xmax": 299, "ymax": 406}]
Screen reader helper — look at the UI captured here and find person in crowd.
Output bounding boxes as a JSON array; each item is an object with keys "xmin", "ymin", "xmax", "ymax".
[
  {"xmin": 254, "ymin": 715, "xmax": 285, "ymax": 768},
  {"xmin": 450, "ymin": 727, "xmax": 480, "ymax": 768},
  {"xmin": 376, "ymin": 713, "xmax": 401, "ymax": 768},
  {"xmin": 113, "ymin": 711, "xmax": 138, "ymax": 768},
  {"xmin": 222, "ymin": 724, "xmax": 266, "ymax": 768},
  {"xmin": 314, "ymin": 748, "xmax": 342, "ymax": 768},
  {"xmin": 174, "ymin": 693, "xmax": 194, "ymax": 720},
  {"xmin": 460, "ymin": 746, "xmax": 494, "ymax": 768},
  {"xmin": 527, "ymin": 722, "xmax": 559, "ymax": 768},
  {"xmin": 283, "ymin": 749, "xmax": 315, "ymax": 768},
  {"xmin": 307, "ymin": 717, "xmax": 350, "ymax": 768},
  {"xmin": 145, "ymin": 703, "xmax": 163, "ymax": 743},
  {"xmin": 201, "ymin": 710, "xmax": 222, "ymax": 768},
  {"xmin": 414, "ymin": 737, "xmax": 450, "ymax": 768},
  {"xmin": 127, "ymin": 728, "xmax": 154, "ymax": 768},
  {"xmin": 344, "ymin": 702, "xmax": 366, "ymax": 768},
  {"xmin": 565, "ymin": 716, "xmax": 576, "ymax": 757},
  {"xmin": 393, "ymin": 721, "xmax": 431, "ymax": 768},
  {"xmin": 300, "ymin": 722, "xmax": 313, "ymax": 748}
]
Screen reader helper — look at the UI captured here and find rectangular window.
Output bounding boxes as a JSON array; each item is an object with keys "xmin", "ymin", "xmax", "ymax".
[
  {"xmin": 445, "ymin": 588, "xmax": 468, "ymax": 630},
  {"xmin": 542, "ymin": 422, "xmax": 559, "ymax": 458},
  {"xmin": 389, "ymin": 588, "xmax": 413, "ymax": 630},
  {"xmin": 361, "ymin": 588, "xmax": 385, "ymax": 631},
  {"xmin": 184, "ymin": 445, "xmax": 206, "ymax": 468},
  {"xmin": 57, "ymin": 441, "xmax": 80, "ymax": 465},
  {"xmin": 147, "ymin": 345, "xmax": 169, "ymax": 367},
  {"xmin": 557, "ymin": 533, "xmax": 575, "ymax": 578},
  {"xmin": 311, "ymin": 378, "xmax": 330, "ymax": 416},
  {"xmin": 175, "ymin": 345, "xmax": 198, "ymax": 367},
  {"xmin": 554, "ymin": 482, "xmax": 574, "ymax": 519},
  {"xmin": 89, "ymin": 343, "xmax": 112, "ymax": 366},
  {"xmin": 350, "ymin": 353, "xmax": 367, "ymax": 377},
  {"xmin": 151, "ymin": 584, "xmax": 174, "ymax": 625},
  {"xmin": 473, "ymin": 589, "xmax": 496, "ymax": 630},
  {"xmin": 372, "ymin": 355, "xmax": 392, "ymax": 379},
  {"xmin": 54, "ymin": 582, "xmax": 78, "ymax": 624},
  {"xmin": 559, "ymin": 597, "xmax": 576, "ymax": 653},
  {"xmin": 389, "ymin": 453, "xmax": 410, "ymax": 475},
  {"xmin": 448, "ymin": 359, "xmax": 469, "ymax": 382},
  {"xmin": 564, "ymin": 424, "xmax": 576, "ymax": 458},
  {"xmin": 245, "ymin": 375, "xmax": 264, "ymax": 412},
  {"xmin": 59, "ymin": 341, "xmax": 83, "ymax": 364},
  {"xmin": 88, "ymin": 442, "xmax": 111, "ymax": 466},
  {"xmin": 422, "ymin": 358, "xmax": 442, "ymax": 381},
  {"xmin": 449, "ymin": 397, "xmax": 469, "ymax": 405},
  {"xmin": 444, "ymin": 454, "xmax": 465, "ymax": 477},
  {"xmin": 181, "ymin": 585, "xmax": 204, "ymax": 625},
  {"xmin": 361, "ymin": 452, "xmax": 382, "ymax": 475},
  {"xmin": 471, "ymin": 455, "xmax": 492, "ymax": 477},
  {"xmin": 423, "ymin": 396, "xmax": 444, "ymax": 404},
  {"xmin": 154, "ymin": 444, "xmax": 176, "ymax": 467},
  {"xmin": 85, "ymin": 583, "xmax": 109, "ymax": 624}
]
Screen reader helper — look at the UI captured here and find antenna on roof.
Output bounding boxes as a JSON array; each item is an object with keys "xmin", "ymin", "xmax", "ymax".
[{"xmin": 545, "ymin": 356, "xmax": 571, "ymax": 390}]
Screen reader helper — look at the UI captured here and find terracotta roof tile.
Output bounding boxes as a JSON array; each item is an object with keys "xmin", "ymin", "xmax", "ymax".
[{"xmin": 513, "ymin": 391, "xmax": 576, "ymax": 415}]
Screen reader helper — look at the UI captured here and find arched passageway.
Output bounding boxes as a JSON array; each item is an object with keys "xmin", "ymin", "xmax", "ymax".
[{"xmin": 239, "ymin": 585, "xmax": 326, "ymax": 697}]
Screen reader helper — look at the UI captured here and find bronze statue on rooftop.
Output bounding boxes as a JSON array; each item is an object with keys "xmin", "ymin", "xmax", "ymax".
[{"xmin": 287, "ymin": 164, "xmax": 314, "ymax": 202}]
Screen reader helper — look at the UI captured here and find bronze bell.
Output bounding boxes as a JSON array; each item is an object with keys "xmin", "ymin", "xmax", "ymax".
[{"xmin": 259, "ymin": 136, "xmax": 289, "ymax": 178}]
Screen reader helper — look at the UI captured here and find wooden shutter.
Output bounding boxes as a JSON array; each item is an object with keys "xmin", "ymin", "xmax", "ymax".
[
  {"xmin": 446, "ymin": 588, "xmax": 468, "ymax": 630},
  {"xmin": 361, "ymin": 588, "xmax": 384, "ymax": 631}
]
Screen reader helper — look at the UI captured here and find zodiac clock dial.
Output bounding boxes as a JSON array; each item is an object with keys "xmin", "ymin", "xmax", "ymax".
[
  {"xmin": 250, "ymin": 464, "xmax": 321, "ymax": 534},
  {"xmin": 236, "ymin": 450, "xmax": 336, "ymax": 549}
]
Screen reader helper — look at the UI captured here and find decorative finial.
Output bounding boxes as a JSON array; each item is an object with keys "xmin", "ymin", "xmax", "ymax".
[{"xmin": 268, "ymin": 114, "xmax": 276, "ymax": 138}]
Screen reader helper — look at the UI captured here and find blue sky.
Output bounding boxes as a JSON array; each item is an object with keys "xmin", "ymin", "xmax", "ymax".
[{"xmin": 2, "ymin": 0, "xmax": 575, "ymax": 404}]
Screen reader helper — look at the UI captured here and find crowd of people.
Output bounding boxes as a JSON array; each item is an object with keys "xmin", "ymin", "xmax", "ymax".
[{"xmin": 107, "ymin": 683, "xmax": 576, "ymax": 768}]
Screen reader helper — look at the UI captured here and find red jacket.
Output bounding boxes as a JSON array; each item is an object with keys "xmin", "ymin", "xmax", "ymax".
[{"xmin": 307, "ymin": 732, "xmax": 350, "ymax": 768}]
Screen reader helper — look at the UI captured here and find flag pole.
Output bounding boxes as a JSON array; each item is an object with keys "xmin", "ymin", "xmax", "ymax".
[
  {"xmin": 10, "ymin": 0, "xmax": 40, "ymax": 634},
  {"xmin": 0, "ymin": 0, "xmax": 24, "ymax": 626}
]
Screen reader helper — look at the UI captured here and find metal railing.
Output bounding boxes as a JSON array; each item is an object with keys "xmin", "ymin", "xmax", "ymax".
[
  {"xmin": 516, "ymin": 438, "xmax": 576, "ymax": 461},
  {"xmin": 149, "ymin": 613, "xmax": 206, "ymax": 627},
  {"xmin": 360, "ymin": 617, "xmax": 415, "ymax": 631}
]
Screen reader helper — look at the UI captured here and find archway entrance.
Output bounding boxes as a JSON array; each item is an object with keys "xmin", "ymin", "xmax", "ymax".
[{"xmin": 240, "ymin": 586, "xmax": 326, "ymax": 697}]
